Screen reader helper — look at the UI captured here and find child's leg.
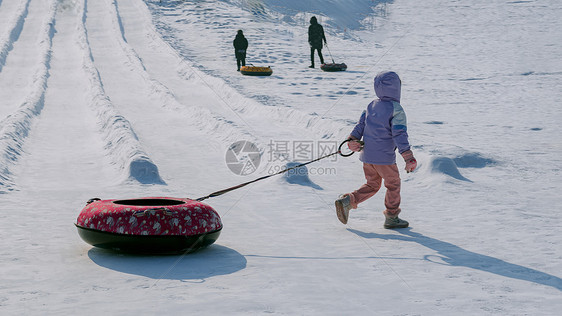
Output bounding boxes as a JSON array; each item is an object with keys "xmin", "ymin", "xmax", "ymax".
[
  {"xmin": 349, "ymin": 163, "xmax": 382, "ymax": 208},
  {"xmin": 377, "ymin": 164, "xmax": 402, "ymax": 216}
]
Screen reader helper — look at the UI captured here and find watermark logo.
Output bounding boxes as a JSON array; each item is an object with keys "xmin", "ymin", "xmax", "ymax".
[
  {"xmin": 267, "ymin": 140, "xmax": 339, "ymax": 163},
  {"xmin": 226, "ymin": 140, "xmax": 340, "ymax": 176},
  {"xmin": 225, "ymin": 140, "xmax": 261, "ymax": 176}
]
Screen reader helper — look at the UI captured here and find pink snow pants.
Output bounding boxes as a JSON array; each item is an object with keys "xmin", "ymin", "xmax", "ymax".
[{"xmin": 348, "ymin": 163, "xmax": 402, "ymax": 216}]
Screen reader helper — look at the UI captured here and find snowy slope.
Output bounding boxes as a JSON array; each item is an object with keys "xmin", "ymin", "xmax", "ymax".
[{"xmin": 0, "ymin": 0, "xmax": 561, "ymax": 315}]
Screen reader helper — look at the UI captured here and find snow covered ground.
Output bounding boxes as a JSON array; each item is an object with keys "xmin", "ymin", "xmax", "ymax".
[{"xmin": 1, "ymin": 0, "xmax": 561, "ymax": 314}]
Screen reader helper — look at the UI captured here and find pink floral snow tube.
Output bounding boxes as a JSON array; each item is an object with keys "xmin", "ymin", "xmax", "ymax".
[
  {"xmin": 76, "ymin": 197, "xmax": 222, "ymax": 236},
  {"xmin": 76, "ymin": 197, "xmax": 222, "ymax": 254}
]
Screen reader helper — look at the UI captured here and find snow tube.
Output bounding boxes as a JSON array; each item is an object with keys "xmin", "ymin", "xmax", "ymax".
[
  {"xmin": 240, "ymin": 65, "xmax": 273, "ymax": 76},
  {"xmin": 321, "ymin": 63, "xmax": 347, "ymax": 72},
  {"xmin": 75, "ymin": 197, "xmax": 222, "ymax": 254}
]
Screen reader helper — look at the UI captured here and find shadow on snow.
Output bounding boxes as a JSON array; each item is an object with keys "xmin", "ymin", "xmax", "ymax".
[
  {"xmin": 88, "ymin": 244, "xmax": 246, "ymax": 281},
  {"xmin": 348, "ymin": 228, "xmax": 562, "ymax": 291}
]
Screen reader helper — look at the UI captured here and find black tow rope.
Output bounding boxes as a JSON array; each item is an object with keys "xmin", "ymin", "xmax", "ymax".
[
  {"xmin": 325, "ymin": 43, "xmax": 336, "ymax": 64},
  {"xmin": 195, "ymin": 139, "xmax": 362, "ymax": 202}
]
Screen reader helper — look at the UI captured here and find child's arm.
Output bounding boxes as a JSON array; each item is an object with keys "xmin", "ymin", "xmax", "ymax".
[
  {"xmin": 350, "ymin": 110, "xmax": 366, "ymax": 140},
  {"xmin": 391, "ymin": 102, "xmax": 417, "ymax": 172},
  {"xmin": 390, "ymin": 102, "xmax": 410, "ymax": 154},
  {"xmin": 346, "ymin": 111, "xmax": 366, "ymax": 152}
]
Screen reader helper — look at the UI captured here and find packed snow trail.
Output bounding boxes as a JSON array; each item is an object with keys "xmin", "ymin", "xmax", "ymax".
[
  {"xmin": 11, "ymin": 0, "xmax": 118, "ymax": 193},
  {"xmin": 0, "ymin": 0, "xmax": 31, "ymax": 75},
  {"xmin": 83, "ymin": 0, "xmax": 256, "ymax": 187},
  {"xmin": 78, "ymin": 0, "xmax": 163, "ymax": 184},
  {"xmin": 0, "ymin": 0, "xmax": 39, "ymax": 118},
  {"xmin": 0, "ymin": 0, "xmax": 56, "ymax": 192},
  {"xmin": 82, "ymin": 0, "xmax": 347, "ymax": 189}
]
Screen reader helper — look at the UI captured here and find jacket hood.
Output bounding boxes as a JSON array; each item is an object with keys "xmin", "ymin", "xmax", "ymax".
[
  {"xmin": 310, "ymin": 16, "xmax": 318, "ymax": 25},
  {"xmin": 374, "ymin": 71, "xmax": 401, "ymax": 102}
]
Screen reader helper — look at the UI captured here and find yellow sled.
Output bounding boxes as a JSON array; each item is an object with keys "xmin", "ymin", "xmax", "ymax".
[{"xmin": 240, "ymin": 65, "xmax": 273, "ymax": 76}]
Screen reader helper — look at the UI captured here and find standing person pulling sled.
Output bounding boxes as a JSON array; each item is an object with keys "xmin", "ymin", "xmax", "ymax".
[
  {"xmin": 335, "ymin": 71, "xmax": 417, "ymax": 229},
  {"xmin": 308, "ymin": 16, "xmax": 326, "ymax": 68},
  {"xmin": 233, "ymin": 30, "xmax": 248, "ymax": 71}
]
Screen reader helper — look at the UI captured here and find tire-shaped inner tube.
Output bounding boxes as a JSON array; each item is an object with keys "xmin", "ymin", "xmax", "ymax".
[
  {"xmin": 240, "ymin": 66, "xmax": 273, "ymax": 76},
  {"xmin": 75, "ymin": 197, "xmax": 222, "ymax": 254},
  {"xmin": 321, "ymin": 63, "xmax": 347, "ymax": 72}
]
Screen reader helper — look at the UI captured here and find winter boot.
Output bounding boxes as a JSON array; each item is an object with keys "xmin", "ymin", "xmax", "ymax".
[
  {"xmin": 335, "ymin": 194, "xmax": 352, "ymax": 224},
  {"xmin": 383, "ymin": 214, "xmax": 409, "ymax": 229}
]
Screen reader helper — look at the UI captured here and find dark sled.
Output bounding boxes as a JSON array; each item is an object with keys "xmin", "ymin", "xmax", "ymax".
[{"xmin": 321, "ymin": 63, "xmax": 347, "ymax": 72}]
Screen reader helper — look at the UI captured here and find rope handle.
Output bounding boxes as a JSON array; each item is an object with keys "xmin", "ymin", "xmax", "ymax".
[
  {"xmin": 339, "ymin": 139, "xmax": 364, "ymax": 157},
  {"xmin": 195, "ymin": 139, "xmax": 359, "ymax": 202},
  {"xmin": 324, "ymin": 42, "xmax": 336, "ymax": 64}
]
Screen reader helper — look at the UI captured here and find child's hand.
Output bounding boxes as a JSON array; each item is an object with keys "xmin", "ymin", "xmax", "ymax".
[
  {"xmin": 401, "ymin": 150, "xmax": 417, "ymax": 173},
  {"xmin": 348, "ymin": 140, "xmax": 364, "ymax": 152},
  {"xmin": 405, "ymin": 159, "xmax": 417, "ymax": 173}
]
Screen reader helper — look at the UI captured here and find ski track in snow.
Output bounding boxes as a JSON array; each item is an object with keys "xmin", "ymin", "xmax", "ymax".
[
  {"xmin": 79, "ymin": 0, "xmax": 163, "ymax": 185},
  {"xmin": 11, "ymin": 0, "xmax": 117, "ymax": 193},
  {"xmin": 105, "ymin": 0, "xmax": 257, "ymax": 145},
  {"xmin": 0, "ymin": 0, "xmax": 56, "ymax": 192},
  {"xmin": 0, "ymin": 0, "xmax": 31, "ymax": 75}
]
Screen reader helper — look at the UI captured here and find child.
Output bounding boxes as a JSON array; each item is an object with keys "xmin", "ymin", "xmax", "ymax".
[{"xmin": 335, "ymin": 71, "xmax": 417, "ymax": 229}]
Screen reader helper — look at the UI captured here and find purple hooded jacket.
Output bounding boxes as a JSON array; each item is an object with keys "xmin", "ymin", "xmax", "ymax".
[{"xmin": 350, "ymin": 71, "xmax": 411, "ymax": 165}]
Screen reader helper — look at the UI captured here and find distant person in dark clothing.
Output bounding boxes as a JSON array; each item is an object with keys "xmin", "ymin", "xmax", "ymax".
[
  {"xmin": 233, "ymin": 30, "xmax": 248, "ymax": 71},
  {"xmin": 308, "ymin": 16, "xmax": 326, "ymax": 68}
]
